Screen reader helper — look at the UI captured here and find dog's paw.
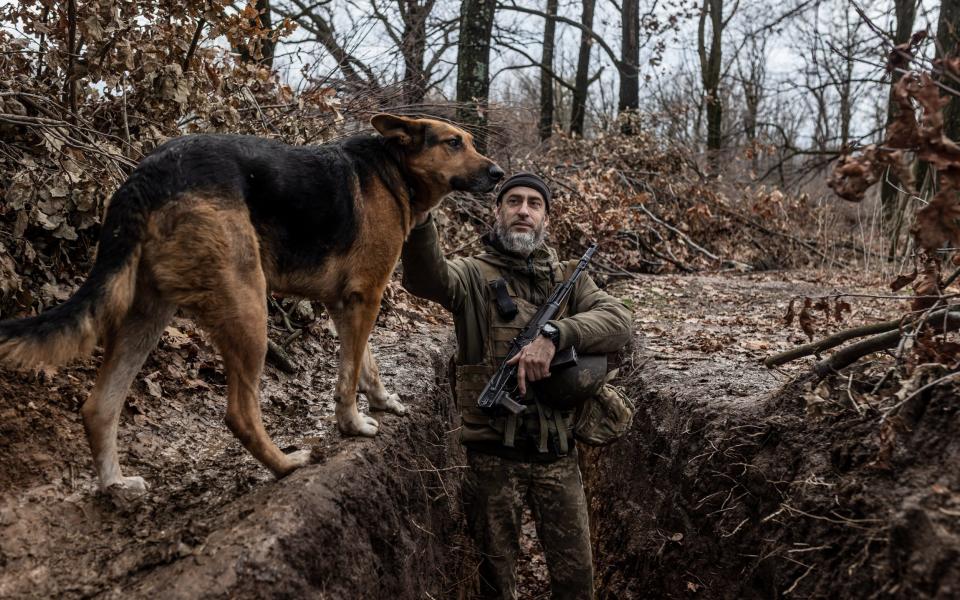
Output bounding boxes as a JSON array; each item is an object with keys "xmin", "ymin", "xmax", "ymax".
[
  {"xmin": 339, "ymin": 414, "xmax": 379, "ymax": 437},
  {"xmin": 105, "ymin": 476, "xmax": 149, "ymax": 502},
  {"xmin": 372, "ymin": 393, "xmax": 408, "ymax": 416},
  {"xmin": 286, "ymin": 449, "xmax": 313, "ymax": 469}
]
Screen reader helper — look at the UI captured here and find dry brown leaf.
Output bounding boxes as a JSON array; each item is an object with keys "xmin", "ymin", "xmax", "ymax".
[
  {"xmin": 783, "ymin": 298, "xmax": 797, "ymax": 326},
  {"xmin": 890, "ymin": 269, "xmax": 918, "ymax": 292},
  {"xmin": 912, "ymin": 257, "xmax": 941, "ymax": 311},
  {"xmin": 911, "ymin": 190, "xmax": 960, "ymax": 253},
  {"xmin": 833, "ymin": 300, "xmax": 851, "ymax": 322},
  {"xmin": 799, "ymin": 297, "xmax": 815, "ymax": 342}
]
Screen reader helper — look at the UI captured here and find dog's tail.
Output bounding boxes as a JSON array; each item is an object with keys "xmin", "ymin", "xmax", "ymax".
[{"xmin": 0, "ymin": 172, "xmax": 156, "ymax": 369}]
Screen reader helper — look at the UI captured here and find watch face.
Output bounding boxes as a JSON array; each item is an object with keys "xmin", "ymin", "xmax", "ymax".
[{"xmin": 542, "ymin": 324, "xmax": 559, "ymax": 343}]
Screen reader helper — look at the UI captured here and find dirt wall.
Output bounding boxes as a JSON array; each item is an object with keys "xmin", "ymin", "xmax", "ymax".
[
  {"xmin": 585, "ymin": 274, "xmax": 960, "ymax": 599},
  {"xmin": 0, "ymin": 324, "xmax": 472, "ymax": 599}
]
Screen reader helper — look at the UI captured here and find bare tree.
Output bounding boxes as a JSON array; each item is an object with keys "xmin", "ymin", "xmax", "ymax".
[
  {"xmin": 539, "ymin": 0, "xmax": 559, "ymax": 140},
  {"xmin": 698, "ymin": 0, "xmax": 738, "ymax": 164},
  {"xmin": 363, "ymin": 0, "xmax": 458, "ymax": 103},
  {"xmin": 733, "ymin": 32, "xmax": 767, "ymax": 144},
  {"xmin": 880, "ymin": 0, "xmax": 917, "ymax": 236},
  {"xmin": 619, "ymin": 0, "xmax": 640, "ymax": 132},
  {"xmin": 570, "ymin": 0, "xmax": 597, "ymax": 136},
  {"xmin": 275, "ymin": 0, "xmax": 381, "ymax": 91}
]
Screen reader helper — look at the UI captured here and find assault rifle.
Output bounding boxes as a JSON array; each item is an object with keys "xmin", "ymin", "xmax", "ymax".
[{"xmin": 477, "ymin": 243, "xmax": 598, "ymax": 414}]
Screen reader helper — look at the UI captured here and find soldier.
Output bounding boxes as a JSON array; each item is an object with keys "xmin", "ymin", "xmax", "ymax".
[{"xmin": 401, "ymin": 172, "xmax": 632, "ymax": 599}]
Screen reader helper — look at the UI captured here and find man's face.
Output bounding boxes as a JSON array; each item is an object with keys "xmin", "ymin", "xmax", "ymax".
[{"xmin": 494, "ymin": 186, "xmax": 549, "ymax": 256}]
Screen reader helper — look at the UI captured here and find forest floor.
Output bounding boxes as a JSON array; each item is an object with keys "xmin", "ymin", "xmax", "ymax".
[{"xmin": 0, "ymin": 268, "xmax": 957, "ymax": 598}]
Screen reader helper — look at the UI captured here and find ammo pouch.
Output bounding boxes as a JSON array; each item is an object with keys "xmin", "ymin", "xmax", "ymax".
[{"xmin": 573, "ymin": 378, "xmax": 636, "ymax": 446}]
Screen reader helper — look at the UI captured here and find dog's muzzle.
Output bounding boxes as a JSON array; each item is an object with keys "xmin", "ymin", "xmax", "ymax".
[{"xmin": 453, "ymin": 164, "xmax": 505, "ymax": 193}]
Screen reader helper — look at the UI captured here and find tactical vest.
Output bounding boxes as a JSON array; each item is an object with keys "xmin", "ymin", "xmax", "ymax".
[{"xmin": 453, "ymin": 258, "xmax": 576, "ymax": 456}]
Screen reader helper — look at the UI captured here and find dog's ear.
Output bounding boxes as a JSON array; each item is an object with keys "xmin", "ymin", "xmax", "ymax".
[{"xmin": 371, "ymin": 114, "xmax": 421, "ymax": 146}]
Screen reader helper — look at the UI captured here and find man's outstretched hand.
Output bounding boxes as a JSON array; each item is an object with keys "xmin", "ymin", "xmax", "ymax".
[{"xmin": 506, "ymin": 336, "xmax": 556, "ymax": 396}]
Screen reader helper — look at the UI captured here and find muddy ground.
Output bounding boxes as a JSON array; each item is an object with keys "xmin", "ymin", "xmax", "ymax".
[
  {"xmin": 0, "ymin": 311, "xmax": 479, "ymax": 599},
  {"xmin": 587, "ymin": 271, "xmax": 960, "ymax": 599},
  {"xmin": 1, "ymin": 271, "xmax": 958, "ymax": 598}
]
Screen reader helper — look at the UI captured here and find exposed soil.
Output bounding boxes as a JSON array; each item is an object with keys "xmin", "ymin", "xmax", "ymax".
[
  {"xmin": 2, "ymin": 271, "xmax": 958, "ymax": 599},
  {"xmin": 587, "ymin": 271, "xmax": 960, "ymax": 599},
  {"xmin": 0, "ymin": 312, "xmax": 477, "ymax": 599}
]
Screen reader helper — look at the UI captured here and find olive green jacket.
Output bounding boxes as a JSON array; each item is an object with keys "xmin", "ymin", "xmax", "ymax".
[{"xmin": 401, "ymin": 215, "xmax": 632, "ymax": 407}]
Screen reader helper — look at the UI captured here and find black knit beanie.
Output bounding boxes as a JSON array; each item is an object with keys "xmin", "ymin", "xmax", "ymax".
[{"xmin": 495, "ymin": 172, "xmax": 552, "ymax": 211}]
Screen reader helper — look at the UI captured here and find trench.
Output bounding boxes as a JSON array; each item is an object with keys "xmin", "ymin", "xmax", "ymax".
[{"xmin": 2, "ymin": 273, "xmax": 957, "ymax": 598}]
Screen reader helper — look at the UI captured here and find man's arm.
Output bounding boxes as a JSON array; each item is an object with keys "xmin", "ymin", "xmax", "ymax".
[
  {"xmin": 401, "ymin": 213, "xmax": 471, "ymax": 313},
  {"xmin": 548, "ymin": 268, "xmax": 633, "ymax": 353}
]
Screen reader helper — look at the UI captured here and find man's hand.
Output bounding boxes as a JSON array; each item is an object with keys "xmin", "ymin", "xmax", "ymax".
[{"xmin": 506, "ymin": 335, "xmax": 556, "ymax": 396}]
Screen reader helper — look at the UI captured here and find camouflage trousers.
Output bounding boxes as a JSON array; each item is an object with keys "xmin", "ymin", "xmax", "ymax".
[{"xmin": 462, "ymin": 449, "xmax": 594, "ymax": 600}]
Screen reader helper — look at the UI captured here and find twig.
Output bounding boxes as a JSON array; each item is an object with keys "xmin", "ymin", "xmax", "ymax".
[
  {"xmin": 182, "ymin": 17, "xmax": 207, "ymax": 71},
  {"xmin": 634, "ymin": 203, "xmax": 722, "ymax": 262},
  {"xmin": 266, "ymin": 340, "xmax": 297, "ymax": 373},
  {"xmin": 282, "ymin": 329, "xmax": 303, "ymax": 347},
  {"xmin": 783, "ymin": 562, "xmax": 814, "ymax": 596},
  {"xmin": 845, "ymin": 373, "xmax": 863, "ymax": 416}
]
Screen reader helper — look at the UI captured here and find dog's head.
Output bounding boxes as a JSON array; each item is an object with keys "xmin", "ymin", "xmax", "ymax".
[{"xmin": 371, "ymin": 114, "xmax": 504, "ymax": 196}]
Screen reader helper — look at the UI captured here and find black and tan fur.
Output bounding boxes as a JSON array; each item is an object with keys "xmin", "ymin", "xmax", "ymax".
[{"xmin": 0, "ymin": 114, "xmax": 503, "ymax": 493}]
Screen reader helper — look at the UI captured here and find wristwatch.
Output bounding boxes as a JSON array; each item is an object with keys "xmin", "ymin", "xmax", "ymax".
[{"xmin": 540, "ymin": 322, "xmax": 560, "ymax": 348}]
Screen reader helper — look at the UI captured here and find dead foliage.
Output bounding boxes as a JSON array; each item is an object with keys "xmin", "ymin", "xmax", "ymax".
[
  {"xmin": 787, "ymin": 33, "xmax": 960, "ymax": 401},
  {"xmin": 427, "ymin": 121, "xmax": 831, "ymax": 282},
  {"xmin": 0, "ymin": 1, "xmax": 341, "ymax": 318}
]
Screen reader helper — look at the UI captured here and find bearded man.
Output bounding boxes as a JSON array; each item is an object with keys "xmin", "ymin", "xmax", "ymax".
[{"xmin": 400, "ymin": 172, "xmax": 632, "ymax": 599}]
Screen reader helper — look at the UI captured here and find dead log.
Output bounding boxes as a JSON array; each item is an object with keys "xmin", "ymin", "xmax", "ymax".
[
  {"xmin": 811, "ymin": 310, "xmax": 960, "ymax": 379},
  {"xmin": 764, "ymin": 319, "xmax": 909, "ymax": 367},
  {"xmin": 766, "ymin": 307, "xmax": 960, "ymax": 368}
]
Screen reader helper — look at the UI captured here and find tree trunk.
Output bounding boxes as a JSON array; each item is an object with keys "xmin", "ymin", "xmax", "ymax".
[
  {"xmin": 456, "ymin": 0, "xmax": 497, "ymax": 150},
  {"xmin": 400, "ymin": 0, "xmax": 432, "ymax": 103},
  {"xmin": 698, "ymin": 0, "xmax": 727, "ymax": 166},
  {"xmin": 880, "ymin": 0, "xmax": 917, "ymax": 246},
  {"xmin": 237, "ymin": 0, "xmax": 275, "ymax": 68},
  {"xmin": 569, "ymin": 0, "xmax": 596, "ymax": 136},
  {"xmin": 940, "ymin": 0, "xmax": 960, "ymax": 142},
  {"xmin": 618, "ymin": 0, "xmax": 640, "ymax": 133},
  {"xmin": 538, "ymin": 0, "xmax": 559, "ymax": 141}
]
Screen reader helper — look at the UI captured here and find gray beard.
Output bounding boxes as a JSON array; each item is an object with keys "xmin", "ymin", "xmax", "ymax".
[{"xmin": 494, "ymin": 221, "xmax": 546, "ymax": 257}]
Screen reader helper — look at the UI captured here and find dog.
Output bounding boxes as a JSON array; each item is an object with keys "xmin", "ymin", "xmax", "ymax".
[{"xmin": 0, "ymin": 114, "xmax": 504, "ymax": 494}]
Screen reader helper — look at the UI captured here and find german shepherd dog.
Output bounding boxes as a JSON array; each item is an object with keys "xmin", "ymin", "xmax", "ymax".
[{"xmin": 0, "ymin": 114, "xmax": 504, "ymax": 494}]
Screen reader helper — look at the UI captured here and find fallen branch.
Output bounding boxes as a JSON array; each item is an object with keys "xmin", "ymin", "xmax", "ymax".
[
  {"xmin": 812, "ymin": 311, "xmax": 960, "ymax": 378},
  {"xmin": 764, "ymin": 318, "xmax": 913, "ymax": 367},
  {"xmin": 266, "ymin": 339, "xmax": 297, "ymax": 373},
  {"xmin": 766, "ymin": 305, "xmax": 960, "ymax": 368},
  {"xmin": 634, "ymin": 204, "xmax": 722, "ymax": 262}
]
